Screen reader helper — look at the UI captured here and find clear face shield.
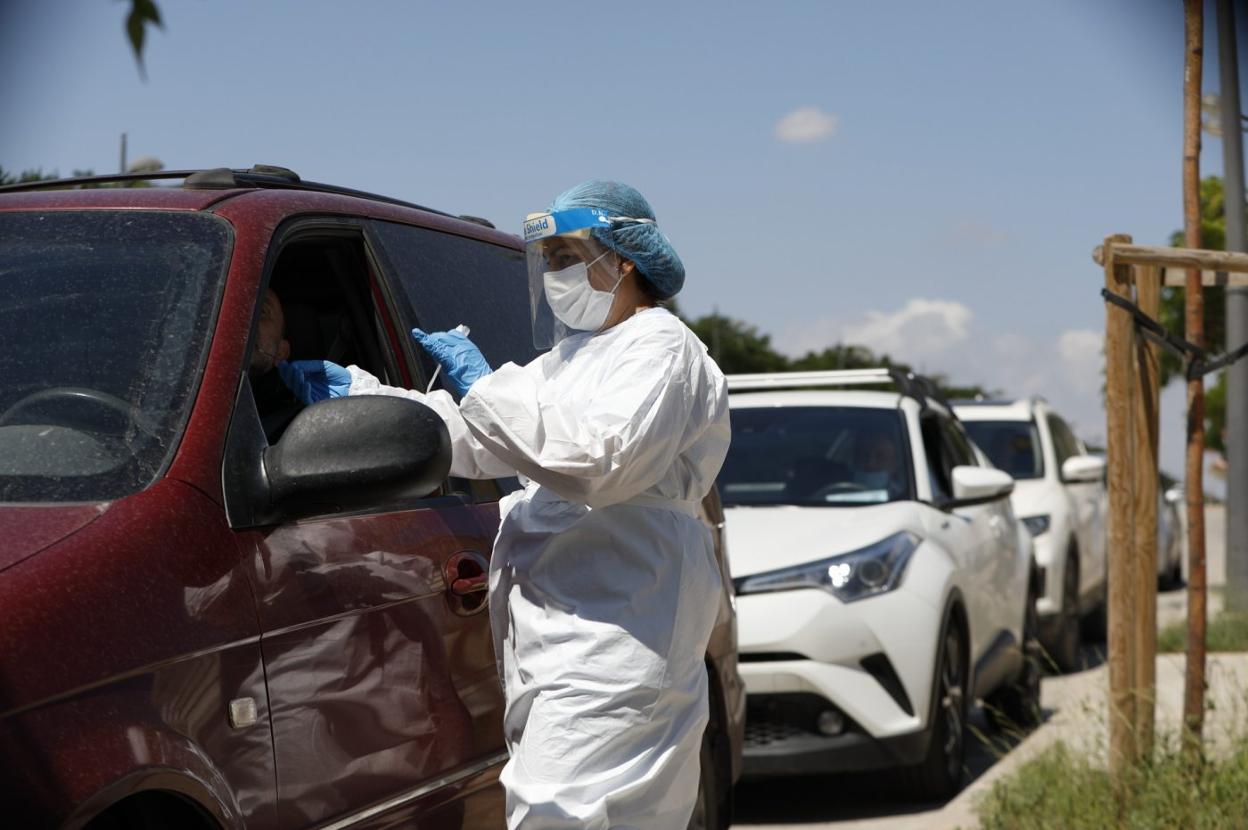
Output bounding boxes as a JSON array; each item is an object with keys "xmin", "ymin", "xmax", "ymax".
[{"xmin": 524, "ymin": 208, "xmax": 629, "ymax": 349}]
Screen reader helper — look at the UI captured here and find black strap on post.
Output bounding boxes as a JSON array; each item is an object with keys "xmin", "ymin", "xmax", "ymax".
[{"xmin": 1100, "ymin": 287, "xmax": 1248, "ymax": 380}]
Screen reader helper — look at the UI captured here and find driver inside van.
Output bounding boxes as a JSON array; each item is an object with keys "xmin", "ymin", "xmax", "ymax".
[{"xmin": 248, "ymin": 288, "xmax": 304, "ymax": 442}]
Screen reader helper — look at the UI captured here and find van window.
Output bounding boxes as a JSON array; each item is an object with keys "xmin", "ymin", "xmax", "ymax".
[
  {"xmin": 0, "ymin": 211, "xmax": 229, "ymax": 502},
  {"xmin": 368, "ymin": 222, "xmax": 540, "ymax": 381}
]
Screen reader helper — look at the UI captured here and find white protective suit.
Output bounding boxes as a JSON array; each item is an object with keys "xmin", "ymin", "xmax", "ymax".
[{"xmin": 346, "ymin": 306, "xmax": 731, "ymax": 829}]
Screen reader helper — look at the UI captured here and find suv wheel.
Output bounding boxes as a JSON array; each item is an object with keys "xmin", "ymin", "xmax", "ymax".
[
  {"xmin": 987, "ymin": 573, "xmax": 1043, "ymax": 732},
  {"xmin": 899, "ymin": 619, "xmax": 966, "ymax": 801},
  {"xmin": 1051, "ymin": 554, "xmax": 1082, "ymax": 672},
  {"xmin": 1080, "ymin": 580, "xmax": 1108, "ymax": 643}
]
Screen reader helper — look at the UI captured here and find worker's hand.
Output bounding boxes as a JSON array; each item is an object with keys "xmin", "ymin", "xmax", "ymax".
[
  {"xmin": 411, "ymin": 328, "xmax": 492, "ymax": 396},
  {"xmin": 278, "ymin": 359, "xmax": 352, "ymax": 404}
]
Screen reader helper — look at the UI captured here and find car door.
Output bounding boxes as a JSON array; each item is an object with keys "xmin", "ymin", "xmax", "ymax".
[
  {"xmin": 229, "ymin": 222, "xmax": 507, "ymax": 830},
  {"xmin": 917, "ymin": 412, "xmax": 990, "ymax": 659},
  {"xmin": 365, "ymin": 217, "xmax": 546, "ymax": 819},
  {"xmin": 954, "ymin": 421, "xmax": 1023, "ymax": 642},
  {"xmin": 1048, "ymin": 413, "xmax": 1106, "ymax": 600}
]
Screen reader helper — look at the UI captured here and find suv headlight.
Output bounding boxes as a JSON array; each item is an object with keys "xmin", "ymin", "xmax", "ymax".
[
  {"xmin": 734, "ymin": 531, "xmax": 921, "ymax": 602},
  {"xmin": 1022, "ymin": 514, "xmax": 1051, "ymax": 537}
]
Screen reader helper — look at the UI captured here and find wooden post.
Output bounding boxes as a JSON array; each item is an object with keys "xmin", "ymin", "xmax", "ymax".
[
  {"xmin": 1133, "ymin": 264, "xmax": 1162, "ymax": 758},
  {"xmin": 1104, "ymin": 234, "xmax": 1138, "ymax": 775},
  {"xmin": 1182, "ymin": 0, "xmax": 1207, "ymax": 761}
]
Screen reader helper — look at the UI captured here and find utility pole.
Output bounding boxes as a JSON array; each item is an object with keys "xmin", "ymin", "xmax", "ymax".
[
  {"xmin": 120, "ymin": 132, "xmax": 128, "ymax": 174},
  {"xmin": 1182, "ymin": 0, "xmax": 1208, "ymax": 761},
  {"xmin": 711, "ymin": 305, "xmax": 722, "ymax": 364},
  {"xmin": 1219, "ymin": 0, "xmax": 1248, "ymax": 613}
]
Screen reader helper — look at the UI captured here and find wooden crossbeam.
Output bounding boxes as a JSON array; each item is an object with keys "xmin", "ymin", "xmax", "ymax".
[
  {"xmin": 1092, "ymin": 244, "xmax": 1248, "ymax": 286},
  {"xmin": 1093, "ymin": 242, "xmax": 1248, "ymax": 273}
]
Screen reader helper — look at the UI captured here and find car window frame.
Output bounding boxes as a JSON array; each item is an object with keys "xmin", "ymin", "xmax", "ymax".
[
  {"xmin": 1046, "ymin": 412, "xmax": 1084, "ymax": 480},
  {"xmin": 223, "ymin": 216, "xmax": 469, "ymax": 527},
  {"xmin": 940, "ymin": 416, "xmax": 978, "ymax": 468},
  {"xmin": 919, "ymin": 412, "xmax": 954, "ymax": 503}
]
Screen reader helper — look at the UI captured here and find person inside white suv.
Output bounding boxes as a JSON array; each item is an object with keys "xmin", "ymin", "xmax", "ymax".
[{"xmin": 854, "ymin": 427, "xmax": 907, "ymax": 500}]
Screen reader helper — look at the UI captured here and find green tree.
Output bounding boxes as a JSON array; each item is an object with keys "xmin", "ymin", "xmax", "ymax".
[
  {"xmin": 789, "ymin": 343, "xmax": 883, "ymax": 372},
  {"xmin": 0, "ymin": 166, "xmax": 56, "ymax": 185},
  {"xmin": 1207, "ymin": 376, "xmax": 1227, "ymax": 456},
  {"xmin": 1165, "ymin": 175, "xmax": 1235, "ymax": 453},
  {"xmin": 1, "ymin": 164, "xmax": 163, "ymax": 189},
  {"xmin": 684, "ymin": 312, "xmax": 789, "ymax": 374},
  {"xmin": 680, "ymin": 311, "xmax": 995, "ymax": 399},
  {"xmin": 791, "ymin": 344, "xmax": 996, "ymax": 399}
]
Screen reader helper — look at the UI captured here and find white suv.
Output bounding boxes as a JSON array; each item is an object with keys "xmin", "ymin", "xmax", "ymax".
[
  {"xmin": 720, "ymin": 370, "xmax": 1038, "ymax": 799},
  {"xmin": 952, "ymin": 398, "xmax": 1107, "ymax": 672}
]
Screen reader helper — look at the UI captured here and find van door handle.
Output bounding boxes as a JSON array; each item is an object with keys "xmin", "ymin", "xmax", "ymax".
[
  {"xmin": 445, "ymin": 551, "xmax": 490, "ymax": 615},
  {"xmin": 452, "ymin": 573, "xmax": 488, "ymax": 596}
]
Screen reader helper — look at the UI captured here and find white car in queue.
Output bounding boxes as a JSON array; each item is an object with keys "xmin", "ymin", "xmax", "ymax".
[
  {"xmin": 952, "ymin": 397, "xmax": 1109, "ymax": 673},
  {"xmin": 720, "ymin": 370, "xmax": 1039, "ymax": 799}
]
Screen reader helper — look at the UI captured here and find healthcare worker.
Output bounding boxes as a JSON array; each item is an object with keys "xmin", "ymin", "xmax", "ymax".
[{"xmin": 280, "ymin": 180, "xmax": 730, "ymax": 829}]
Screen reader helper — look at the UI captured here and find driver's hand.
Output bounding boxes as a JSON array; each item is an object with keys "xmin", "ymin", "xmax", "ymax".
[{"xmin": 278, "ymin": 360, "xmax": 352, "ymax": 404}]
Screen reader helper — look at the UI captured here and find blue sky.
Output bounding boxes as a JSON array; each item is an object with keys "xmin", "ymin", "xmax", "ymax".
[{"xmin": 2, "ymin": 0, "xmax": 1243, "ymax": 484}]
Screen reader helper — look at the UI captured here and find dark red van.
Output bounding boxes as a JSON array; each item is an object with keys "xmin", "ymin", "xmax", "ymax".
[{"xmin": 0, "ymin": 169, "xmax": 743, "ymax": 830}]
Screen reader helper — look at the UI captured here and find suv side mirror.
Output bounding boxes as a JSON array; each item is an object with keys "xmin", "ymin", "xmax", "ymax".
[
  {"xmin": 944, "ymin": 465, "xmax": 1014, "ymax": 509},
  {"xmin": 1061, "ymin": 454, "xmax": 1106, "ymax": 484},
  {"xmin": 261, "ymin": 396, "xmax": 452, "ymax": 522}
]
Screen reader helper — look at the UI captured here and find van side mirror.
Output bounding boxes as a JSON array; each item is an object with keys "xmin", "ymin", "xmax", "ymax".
[{"xmin": 261, "ymin": 396, "xmax": 452, "ymax": 521}]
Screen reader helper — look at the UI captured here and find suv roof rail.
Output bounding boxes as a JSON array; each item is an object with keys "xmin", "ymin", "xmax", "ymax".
[
  {"xmin": 0, "ymin": 165, "xmax": 458, "ymax": 220},
  {"xmin": 949, "ymin": 397, "xmax": 1014, "ymax": 406},
  {"xmin": 726, "ymin": 368, "xmax": 950, "ymax": 410},
  {"xmin": 950, "ymin": 394, "xmax": 1046, "ymax": 408}
]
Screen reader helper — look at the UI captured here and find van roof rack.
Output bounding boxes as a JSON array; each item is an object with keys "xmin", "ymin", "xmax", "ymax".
[
  {"xmin": 726, "ymin": 368, "xmax": 950, "ymax": 410},
  {"xmin": 0, "ymin": 165, "xmax": 456, "ymax": 219}
]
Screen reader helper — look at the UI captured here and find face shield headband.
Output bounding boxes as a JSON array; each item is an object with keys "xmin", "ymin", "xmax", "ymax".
[{"xmin": 523, "ymin": 207, "xmax": 656, "ymax": 245}]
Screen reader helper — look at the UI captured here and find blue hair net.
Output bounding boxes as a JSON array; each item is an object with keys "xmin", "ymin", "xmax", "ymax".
[{"xmin": 549, "ymin": 180, "xmax": 685, "ymax": 300}]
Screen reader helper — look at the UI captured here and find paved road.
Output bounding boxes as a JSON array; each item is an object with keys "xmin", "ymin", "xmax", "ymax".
[{"xmin": 730, "ymin": 506, "xmax": 1229, "ymax": 830}]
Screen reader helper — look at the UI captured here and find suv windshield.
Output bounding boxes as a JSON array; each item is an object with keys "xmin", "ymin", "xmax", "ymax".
[
  {"xmin": 720, "ymin": 406, "xmax": 914, "ymax": 507},
  {"xmin": 0, "ymin": 211, "xmax": 230, "ymax": 502},
  {"xmin": 962, "ymin": 419, "xmax": 1044, "ymax": 480}
]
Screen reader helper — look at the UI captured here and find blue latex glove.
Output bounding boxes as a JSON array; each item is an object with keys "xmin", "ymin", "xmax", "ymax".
[
  {"xmin": 277, "ymin": 359, "xmax": 352, "ymax": 404},
  {"xmin": 411, "ymin": 327, "xmax": 492, "ymax": 396}
]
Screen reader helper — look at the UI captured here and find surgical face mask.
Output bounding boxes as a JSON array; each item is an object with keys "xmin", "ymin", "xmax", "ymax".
[{"xmin": 543, "ymin": 252, "xmax": 622, "ymax": 332}]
